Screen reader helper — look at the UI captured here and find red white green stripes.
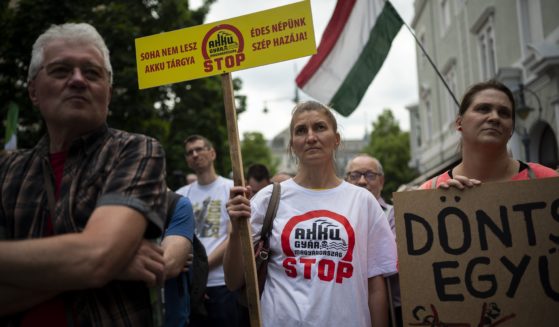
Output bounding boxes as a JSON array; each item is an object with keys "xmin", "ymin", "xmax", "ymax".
[{"xmin": 296, "ymin": 0, "xmax": 403, "ymax": 117}]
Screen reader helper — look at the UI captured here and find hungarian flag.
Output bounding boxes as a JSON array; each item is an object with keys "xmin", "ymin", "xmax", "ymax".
[
  {"xmin": 4, "ymin": 102, "xmax": 19, "ymax": 150},
  {"xmin": 296, "ymin": 0, "xmax": 403, "ymax": 117}
]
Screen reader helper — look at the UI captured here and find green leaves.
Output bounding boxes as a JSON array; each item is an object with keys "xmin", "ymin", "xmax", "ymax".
[
  {"xmin": 364, "ymin": 109, "xmax": 418, "ymax": 201},
  {"xmin": 241, "ymin": 132, "xmax": 278, "ymax": 175}
]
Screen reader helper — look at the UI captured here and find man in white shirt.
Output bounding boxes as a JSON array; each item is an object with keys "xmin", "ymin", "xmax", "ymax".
[{"xmin": 176, "ymin": 135, "xmax": 245, "ymax": 327}]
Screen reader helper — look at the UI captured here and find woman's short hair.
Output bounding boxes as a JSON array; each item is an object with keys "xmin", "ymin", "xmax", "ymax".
[{"xmin": 459, "ymin": 79, "xmax": 516, "ymax": 127}]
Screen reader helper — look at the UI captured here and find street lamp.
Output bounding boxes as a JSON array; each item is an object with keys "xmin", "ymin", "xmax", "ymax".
[
  {"xmin": 262, "ymin": 87, "xmax": 300, "ymax": 114},
  {"xmin": 263, "ymin": 64, "xmax": 300, "ymax": 114},
  {"xmin": 515, "ymin": 83, "xmax": 543, "ymax": 161}
]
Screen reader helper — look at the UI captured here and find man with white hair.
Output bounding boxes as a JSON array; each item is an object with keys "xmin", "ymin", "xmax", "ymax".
[
  {"xmin": 345, "ymin": 154, "xmax": 393, "ymax": 227},
  {"xmin": 0, "ymin": 23, "xmax": 167, "ymax": 326}
]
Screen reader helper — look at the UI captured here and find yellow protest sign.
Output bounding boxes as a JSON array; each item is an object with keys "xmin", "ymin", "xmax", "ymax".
[{"xmin": 135, "ymin": 1, "xmax": 315, "ymax": 89}]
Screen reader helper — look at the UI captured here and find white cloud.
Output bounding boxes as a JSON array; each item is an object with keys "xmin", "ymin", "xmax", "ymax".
[{"xmin": 190, "ymin": 0, "xmax": 418, "ymax": 140}]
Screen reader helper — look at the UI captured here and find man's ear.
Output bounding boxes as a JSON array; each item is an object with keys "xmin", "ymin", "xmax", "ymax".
[{"xmin": 28, "ymin": 80, "xmax": 39, "ymax": 107}]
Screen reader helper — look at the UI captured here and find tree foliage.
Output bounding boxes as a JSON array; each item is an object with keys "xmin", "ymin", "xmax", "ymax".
[
  {"xmin": 0, "ymin": 0, "xmax": 246, "ymax": 190},
  {"xmin": 241, "ymin": 132, "xmax": 278, "ymax": 175},
  {"xmin": 363, "ymin": 109, "xmax": 417, "ymax": 201}
]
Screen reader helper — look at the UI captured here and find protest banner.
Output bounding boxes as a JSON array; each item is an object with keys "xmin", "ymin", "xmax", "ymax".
[
  {"xmin": 135, "ymin": 1, "xmax": 315, "ymax": 89},
  {"xmin": 394, "ymin": 177, "xmax": 559, "ymax": 326},
  {"xmin": 135, "ymin": 2, "xmax": 316, "ymax": 326}
]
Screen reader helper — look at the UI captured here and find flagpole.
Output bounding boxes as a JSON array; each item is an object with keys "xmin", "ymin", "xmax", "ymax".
[{"xmin": 399, "ymin": 15, "xmax": 460, "ymax": 108}]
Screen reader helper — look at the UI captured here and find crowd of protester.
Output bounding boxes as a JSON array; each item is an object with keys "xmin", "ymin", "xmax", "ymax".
[{"xmin": 1, "ymin": 22, "xmax": 557, "ymax": 327}]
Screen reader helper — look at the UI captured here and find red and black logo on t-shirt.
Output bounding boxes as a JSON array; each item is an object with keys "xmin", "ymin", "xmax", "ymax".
[{"xmin": 281, "ymin": 210, "xmax": 355, "ymax": 284}]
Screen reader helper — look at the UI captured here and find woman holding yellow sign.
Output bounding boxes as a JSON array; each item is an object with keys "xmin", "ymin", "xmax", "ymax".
[{"xmin": 225, "ymin": 101, "xmax": 397, "ymax": 327}]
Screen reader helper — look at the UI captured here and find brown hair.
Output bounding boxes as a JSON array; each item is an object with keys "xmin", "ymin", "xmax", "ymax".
[
  {"xmin": 183, "ymin": 134, "xmax": 214, "ymax": 151},
  {"xmin": 459, "ymin": 80, "xmax": 516, "ymax": 127}
]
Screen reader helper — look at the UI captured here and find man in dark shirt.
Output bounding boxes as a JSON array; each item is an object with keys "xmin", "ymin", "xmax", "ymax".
[
  {"xmin": 0, "ymin": 23, "xmax": 167, "ymax": 326},
  {"xmin": 246, "ymin": 163, "xmax": 271, "ymax": 196}
]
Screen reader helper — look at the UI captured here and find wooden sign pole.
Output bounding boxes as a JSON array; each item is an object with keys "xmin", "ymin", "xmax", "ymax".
[{"xmin": 221, "ymin": 72, "xmax": 262, "ymax": 327}]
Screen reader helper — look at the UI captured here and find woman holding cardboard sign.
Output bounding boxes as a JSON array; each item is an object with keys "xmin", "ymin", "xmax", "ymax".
[
  {"xmin": 421, "ymin": 80, "xmax": 557, "ymax": 190},
  {"xmin": 225, "ymin": 101, "xmax": 397, "ymax": 327}
]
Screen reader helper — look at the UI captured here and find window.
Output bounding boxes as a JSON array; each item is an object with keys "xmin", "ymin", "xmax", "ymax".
[
  {"xmin": 439, "ymin": 0, "xmax": 451, "ymax": 35},
  {"xmin": 539, "ymin": 125, "xmax": 558, "ymax": 169},
  {"xmin": 419, "ymin": 33, "xmax": 427, "ymax": 68},
  {"xmin": 518, "ymin": 0, "xmax": 544, "ymax": 59},
  {"xmin": 443, "ymin": 63, "xmax": 458, "ymax": 126},
  {"xmin": 425, "ymin": 99, "xmax": 433, "ymax": 142},
  {"xmin": 414, "ymin": 110, "xmax": 422, "ymax": 147},
  {"xmin": 272, "ymin": 137, "xmax": 284, "ymax": 148},
  {"xmin": 455, "ymin": 0, "xmax": 466, "ymax": 15},
  {"xmin": 477, "ymin": 17, "xmax": 497, "ymax": 79}
]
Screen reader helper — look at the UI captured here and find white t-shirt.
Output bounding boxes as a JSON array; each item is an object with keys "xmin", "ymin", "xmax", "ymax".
[
  {"xmin": 176, "ymin": 176, "xmax": 233, "ymax": 287},
  {"xmin": 250, "ymin": 179, "xmax": 397, "ymax": 327}
]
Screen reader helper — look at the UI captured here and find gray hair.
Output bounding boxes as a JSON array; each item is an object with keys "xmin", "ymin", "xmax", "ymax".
[
  {"xmin": 345, "ymin": 153, "xmax": 384, "ymax": 175},
  {"xmin": 28, "ymin": 23, "xmax": 113, "ymax": 84}
]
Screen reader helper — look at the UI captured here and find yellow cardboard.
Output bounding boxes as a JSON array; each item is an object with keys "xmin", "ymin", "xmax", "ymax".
[{"xmin": 135, "ymin": 1, "xmax": 315, "ymax": 89}]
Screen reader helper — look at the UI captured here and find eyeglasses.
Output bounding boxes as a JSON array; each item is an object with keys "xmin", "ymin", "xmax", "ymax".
[
  {"xmin": 40, "ymin": 62, "xmax": 109, "ymax": 82},
  {"xmin": 346, "ymin": 171, "xmax": 382, "ymax": 182},
  {"xmin": 185, "ymin": 146, "xmax": 208, "ymax": 157}
]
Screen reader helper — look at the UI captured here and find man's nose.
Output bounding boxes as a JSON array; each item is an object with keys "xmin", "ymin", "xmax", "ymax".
[
  {"xmin": 357, "ymin": 175, "xmax": 367, "ymax": 185},
  {"xmin": 68, "ymin": 68, "xmax": 88, "ymax": 86}
]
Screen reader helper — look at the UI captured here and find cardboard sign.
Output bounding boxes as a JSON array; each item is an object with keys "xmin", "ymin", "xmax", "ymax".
[
  {"xmin": 135, "ymin": 1, "xmax": 315, "ymax": 89},
  {"xmin": 394, "ymin": 177, "xmax": 559, "ymax": 326}
]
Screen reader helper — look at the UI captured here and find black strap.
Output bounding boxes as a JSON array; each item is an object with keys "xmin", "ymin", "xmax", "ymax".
[
  {"xmin": 259, "ymin": 182, "xmax": 281, "ymax": 243},
  {"xmin": 520, "ymin": 161, "xmax": 536, "ymax": 179}
]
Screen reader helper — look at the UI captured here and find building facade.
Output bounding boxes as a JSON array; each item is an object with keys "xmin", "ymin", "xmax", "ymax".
[{"xmin": 408, "ymin": 0, "xmax": 559, "ymax": 183}]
